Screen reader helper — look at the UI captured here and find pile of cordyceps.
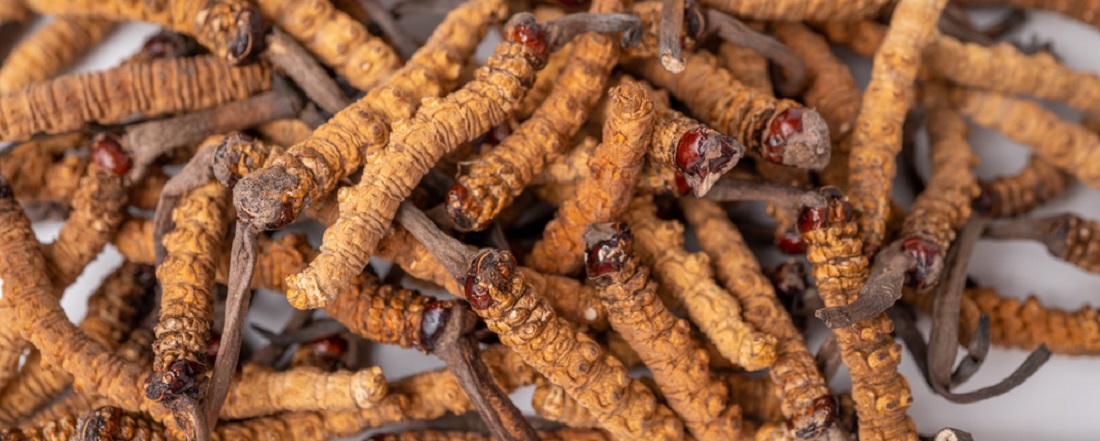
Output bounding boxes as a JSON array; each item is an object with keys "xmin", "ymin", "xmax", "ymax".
[{"xmin": 0, "ymin": 0, "xmax": 1097, "ymax": 439}]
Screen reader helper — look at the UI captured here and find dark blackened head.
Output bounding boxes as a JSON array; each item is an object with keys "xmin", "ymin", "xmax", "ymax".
[
  {"xmin": 212, "ymin": 133, "xmax": 259, "ymax": 189},
  {"xmin": 504, "ymin": 13, "xmax": 548, "ymax": 66},
  {"xmin": 462, "ymin": 250, "xmax": 517, "ymax": 310},
  {"xmin": 445, "ymin": 183, "xmax": 486, "ymax": 232},
  {"xmin": 764, "ymin": 107, "xmax": 831, "ymax": 170},
  {"xmin": 583, "ymin": 222, "xmax": 633, "ymax": 280},
  {"xmin": 233, "ymin": 167, "xmax": 300, "ymax": 231},
  {"xmin": 77, "ymin": 406, "xmax": 123, "ymax": 441},
  {"xmin": 226, "ymin": 9, "xmax": 266, "ymax": 65},
  {"xmin": 143, "ymin": 360, "xmax": 206, "ymax": 401},
  {"xmin": 674, "ymin": 127, "xmax": 744, "ymax": 196},
  {"xmin": 418, "ymin": 300, "xmax": 454, "ymax": 352},
  {"xmin": 901, "ymin": 235, "xmax": 942, "ymax": 290},
  {"xmin": 787, "ymin": 395, "xmax": 838, "ymax": 439}
]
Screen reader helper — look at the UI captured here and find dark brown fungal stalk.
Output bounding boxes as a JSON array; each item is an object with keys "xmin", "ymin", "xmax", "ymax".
[
  {"xmin": 703, "ymin": 8, "xmax": 807, "ymax": 96},
  {"xmin": 985, "ymin": 213, "xmax": 1100, "ymax": 274},
  {"xmin": 261, "ymin": 28, "xmax": 352, "ymax": 115}
]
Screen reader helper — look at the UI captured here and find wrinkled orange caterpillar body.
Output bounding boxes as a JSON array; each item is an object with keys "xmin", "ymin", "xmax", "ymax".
[
  {"xmin": 221, "ymin": 364, "xmax": 387, "ymax": 419},
  {"xmin": 722, "ymin": 373, "xmax": 784, "ymax": 423},
  {"xmin": 0, "ymin": 17, "xmax": 115, "ymax": 91},
  {"xmin": 149, "ymin": 172, "xmax": 232, "ymax": 402},
  {"xmin": 254, "ymin": 118, "xmax": 314, "ymax": 148},
  {"xmin": 368, "ymin": 429, "xmax": 610, "ymax": 441},
  {"xmin": 990, "ymin": 213, "xmax": 1100, "ymax": 275},
  {"xmin": 718, "ymin": 42, "xmax": 773, "ymax": 92},
  {"xmin": 957, "ymin": 287, "xmax": 1100, "ymax": 355},
  {"xmin": 0, "ymin": 262, "xmax": 150, "ymax": 425},
  {"xmin": 285, "ymin": 24, "xmax": 545, "ymax": 310},
  {"xmin": 42, "ymin": 162, "xmax": 129, "ymax": 288},
  {"xmin": 951, "ymin": 89, "xmax": 1100, "ymax": 188},
  {"xmin": 896, "ymin": 84, "xmax": 979, "ymax": 288},
  {"xmin": 0, "ymin": 55, "xmax": 272, "ymax": 142},
  {"xmin": 631, "ymin": 51, "xmax": 830, "ymax": 170},
  {"xmin": 681, "ymin": 198, "xmax": 833, "ymax": 439},
  {"xmin": 977, "ymin": 155, "xmax": 1069, "ymax": 218},
  {"xmin": 0, "ymin": 134, "xmax": 86, "ymax": 202},
  {"xmin": 0, "ymin": 180, "xmax": 166, "ymax": 423},
  {"xmin": 326, "ymin": 273, "xmax": 436, "ymax": 348},
  {"xmin": 513, "ymin": 41, "xmax": 571, "ymax": 120},
  {"xmin": 526, "ymin": 81, "xmax": 654, "ymax": 275},
  {"xmin": 23, "ymin": 0, "xmax": 261, "ymax": 63},
  {"xmin": 846, "ymin": 0, "xmax": 948, "ymax": 253},
  {"xmin": 444, "ymin": 0, "xmax": 621, "ymax": 232},
  {"xmin": 531, "ymin": 378, "xmax": 601, "ymax": 429},
  {"xmin": 234, "ymin": 0, "xmax": 504, "ymax": 232},
  {"xmin": 587, "ymin": 223, "xmax": 740, "ymax": 440},
  {"xmin": 800, "ymin": 190, "xmax": 916, "ymax": 441},
  {"xmin": 0, "ymin": 0, "xmax": 29, "ymax": 25},
  {"xmin": 464, "ymin": 248, "xmax": 686, "ymax": 440},
  {"xmin": 256, "ymin": 0, "xmax": 401, "ymax": 91},
  {"xmin": 700, "ymin": 0, "xmax": 888, "ymax": 21},
  {"xmin": 625, "ymin": 195, "xmax": 777, "ymax": 371}
]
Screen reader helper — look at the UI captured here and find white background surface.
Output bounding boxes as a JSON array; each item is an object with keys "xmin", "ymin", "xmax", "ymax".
[{"xmin": 2, "ymin": 6, "xmax": 1100, "ymax": 440}]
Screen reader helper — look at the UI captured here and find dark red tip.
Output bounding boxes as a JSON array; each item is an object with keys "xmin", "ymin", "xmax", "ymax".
[
  {"xmin": 485, "ymin": 122, "xmax": 512, "ymax": 146},
  {"xmin": 583, "ymin": 223, "xmax": 632, "ymax": 279},
  {"xmin": 227, "ymin": 9, "xmax": 265, "ymax": 65},
  {"xmin": 901, "ymin": 236, "xmax": 942, "ymax": 290},
  {"xmin": 141, "ymin": 33, "xmax": 179, "ymax": 59},
  {"xmin": 673, "ymin": 173, "xmax": 691, "ymax": 196},
  {"xmin": 418, "ymin": 300, "xmax": 453, "ymax": 352},
  {"xmin": 91, "ymin": 133, "xmax": 132, "ymax": 176},
  {"xmin": 143, "ymin": 360, "xmax": 205, "ymax": 401},
  {"xmin": 776, "ymin": 229, "xmax": 806, "ymax": 254},
  {"xmin": 675, "ymin": 127, "xmax": 709, "ymax": 179},
  {"xmin": 463, "ymin": 252, "xmax": 499, "ymax": 310},
  {"xmin": 797, "ymin": 206, "xmax": 827, "ymax": 233},
  {"xmin": 309, "ymin": 335, "xmax": 348, "ymax": 360},
  {"xmin": 445, "ymin": 183, "xmax": 482, "ymax": 231},
  {"xmin": 505, "ymin": 14, "xmax": 548, "ymax": 63},
  {"xmin": 788, "ymin": 395, "xmax": 839, "ymax": 438},
  {"xmin": 764, "ymin": 108, "xmax": 805, "ymax": 163},
  {"xmin": 973, "ymin": 183, "xmax": 994, "ymax": 214}
]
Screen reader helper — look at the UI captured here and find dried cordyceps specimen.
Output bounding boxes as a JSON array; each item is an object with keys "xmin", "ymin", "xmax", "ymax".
[
  {"xmin": 0, "ymin": 262, "xmax": 152, "ymax": 426},
  {"xmin": 0, "ymin": 0, "xmax": 29, "ymax": 27},
  {"xmin": 771, "ymin": 23, "xmax": 860, "ymax": 143},
  {"xmin": 325, "ymin": 275, "xmax": 436, "ymax": 349},
  {"xmin": 526, "ymin": 80, "xmax": 655, "ymax": 275},
  {"xmin": 74, "ymin": 406, "xmax": 170, "ymax": 441},
  {"xmin": 233, "ymin": 0, "xmax": 505, "ymax": 233},
  {"xmin": 0, "ymin": 178, "xmax": 171, "ymax": 426},
  {"xmin": 702, "ymin": 10, "xmax": 807, "ymax": 96},
  {"xmin": 954, "ymin": 0, "xmax": 1100, "ymax": 29},
  {"xmin": 444, "ymin": 0, "xmax": 630, "ymax": 232},
  {"xmin": 953, "ymin": 287, "xmax": 1100, "ymax": 355},
  {"xmin": 146, "ymin": 170, "xmax": 232, "ymax": 415},
  {"xmin": 975, "ymin": 155, "xmax": 1069, "ymax": 218},
  {"xmin": 123, "ymin": 31, "xmax": 206, "ymax": 65},
  {"xmin": 531, "ymin": 378, "xmax": 601, "ymax": 429},
  {"xmin": 0, "ymin": 55, "xmax": 272, "ymax": 142},
  {"xmin": 23, "ymin": 0, "xmax": 263, "ymax": 64},
  {"xmin": 461, "ymin": 247, "xmax": 686, "ymax": 440},
  {"xmin": 366, "ymin": 429, "xmax": 610, "ymax": 441},
  {"xmin": 628, "ymin": 51, "xmax": 831, "ymax": 170},
  {"xmin": 986, "ymin": 213, "xmax": 1100, "ymax": 274},
  {"xmin": 846, "ymin": 0, "xmax": 948, "ymax": 254},
  {"xmin": 221, "ymin": 364, "xmax": 386, "ymax": 419},
  {"xmin": 255, "ymin": 0, "xmax": 402, "ymax": 91},
  {"xmin": 817, "ymin": 84, "xmax": 979, "ymax": 328},
  {"xmin": 799, "ymin": 188, "xmax": 917, "ymax": 441},
  {"xmin": 285, "ymin": 12, "xmax": 631, "ymax": 308},
  {"xmin": 951, "ymin": 88, "xmax": 1100, "ymax": 188},
  {"xmin": 0, "ymin": 134, "xmax": 86, "ymax": 203},
  {"xmin": 584, "ymin": 222, "xmax": 741, "ymax": 441},
  {"xmin": 699, "ymin": 0, "xmax": 887, "ymax": 21},
  {"xmin": 40, "ymin": 139, "xmax": 130, "ymax": 288},
  {"xmin": 0, "ymin": 17, "xmax": 115, "ymax": 92},
  {"xmin": 254, "ymin": 119, "xmax": 314, "ymax": 147},
  {"xmin": 1, "ymin": 412, "xmax": 81, "ymax": 441},
  {"xmin": 624, "ymin": 194, "xmax": 778, "ymax": 371},
  {"xmin": 680, "ymin": 198, "xmax": 833, "ymax": 439},
  {"xmin": 717, "ymin": 42, "xmax": 773, "ymax": 92}
]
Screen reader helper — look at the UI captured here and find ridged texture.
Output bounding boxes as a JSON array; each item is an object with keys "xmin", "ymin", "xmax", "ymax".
[
  {"xmin": 368, "ymin": 429, "xmax": 610, "ymax": 441},
  {"xmin": 951, "ymin": 89, "xmax": 1100, "ymax": 188},
  {"xmin": 221, "ymin": 364, "xmax": 387, "ymax": 419},
  {"xmin": 0, "ymin": 134, "xmax": 86, "ymax": 204},
  {"xmin": 23, "ymin": 0, "xmax": 257, "ymax": 62},
  {"xmin": 846, "ymin": 0, "xmax": 948, "ymax": 252},
  {"xmin": 445, "ymin": 0, "xmax": 621, "ymax": 232},
  {"xmin": 899, "ymin": 84, "xmax": 979, "ymax": 252},
  {"xmin": 468, "ymin": 249, "xmax": 686, "ymax": 440},
  {"xmin": 681, "ymin": 198, "xmax": 831, "ymax": 438},
  {"xmin": 0, "ymin": 18, "xmax": 115, "ymax": 91},
  {"xmin": 42, "ymin": 164, "xmax": 128, "ymax": 288},
  {"xmin": 957, "ymin": 287, "xmax": 1100, "ymax": 355},
  {"xmin": 256, "ymin": 0, "xmax": 401, "ymax": 91},
  {"xmin": 801, "ymin": 192, "xmax": 916, "ymax": 441},
  {"xmin": 593, "ymin": 253, "xmax": 740, "ymax": 440},
  {"xmin": 625, "ymin": 195, "xmax": 777, "ymax": 371},
  {"xmin": 0, "ymin": 263, "xmax": 148, "ymax": 425},
  {"xmin": 151, "ymin": 178, "xmax": 231, "ymax": 379},
  {"xmin": 0, "ymin": 55, "xmax": 272, "ymax": 142},
  {"xmin": 979, "ymin": 155, "xmax": 1069, "ymax": 218},
  {"xmin": 285, "ymin": 37, "xmax": 542, "ymax": 309},
  {"xmin": 699, "ymin": 0, "xmax": 887, "ymax": 21},
  {"xmin": 527, "ymin": 81, "xmax": 655, "ymax": 275},
  {"xmin": 326, "ymin": 274, "xmax": 433, "ymax": 348}
]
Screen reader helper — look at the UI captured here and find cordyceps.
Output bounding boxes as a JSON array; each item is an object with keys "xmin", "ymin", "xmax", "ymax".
[
  {"xmin": 975, "ymin": 155, "xmax": 1070, "ymax": 218},
  {"xmin": 956, "ymin": 287, "xmax": 1100, "ymax": 356},
  {"xmin": 233, "ymin": 0, "xmax": 505, "ymax": 233},
  {"xmin": 584, "ymin": 222, "xmax": 741, "ymax": 441},
  {"xmin": 444, "ymin": 0, "xmax": 630, "ymax": 233},
  {"xmin": 680, "ymin": 198, "xmax": 834, "ymax": 439},
  {"xmin": 699, "ymin": 0, "xmax": 887, "ymax": 21},
  {"xmin": 950, "ymin": 88, "xmax": 1100, "ymax": 189},
  {"xmin": 0, "ymin": 55, "xmax": 272, "ymax": 142},
  {"xmin": 525, "ymin": 80, "xmax": 654, "ymax": 276},
  {"xmin": 0, "ymin": 17, "xmax": 115, "ymax": 92},
  {"xmin": 145, "ymin": 138, "xmax": 233, "ymax": 428},
  {"xmin": 0, "ymin": 262, "xmax": 152, "ymax": 426},
  {"xmin": 816, "ymin": 83, "xmax": 980, "ymax": 329},
  {"xmin": 284, "ymin": 12, "xmax": 642, "ymax": 309},
  {"xmin": 953, "ymin": 0, "xmax": 1100, "ymax": 37},
  {"xmin": 624, "ymin": 194, "xmax": 778, "ymax": 371},
  {"xmin": 462, "ymin": 247, "xmax": 686, "ymax": 440},
  {"xmin": 986, "ymin": 213, "xmax": 1100, "ymax": 275},
  {"xmin": 799, "ymin": 188, "xmax": 917, "ymax": 441},
  {"xmin": 628, "ymin": 50, "xmax": 831, "ymax": 171},
  {"xmin": 22, "ymin": 0, "xmax": 263, "ymax": 64},
  {"xmin": 846, "ymin": 0, "xmax": 949, "ymax": 254},
  {"xmin": 366, "ymin": 429, "xmax": 609, "ymax": 441},
  {"xmin": 220, "ymin": 364, "xmax": 386, "ymax": 419},
  {"xmin": 255, "ymin": 0, "xmax": 401, "ymax": 91}
]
